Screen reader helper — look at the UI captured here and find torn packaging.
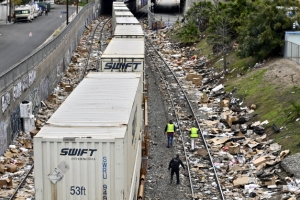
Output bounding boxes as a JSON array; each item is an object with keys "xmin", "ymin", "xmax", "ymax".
[
  {"xmin": 208, "ymin": 137, "xmax": 230, "ymax": 145},
  {"xmin": 5, "ymin": 164, "xmax": 18, "ymax": 173},
  {"xmin": 252, "ymin": 156, "xmax": 271, "ymax": 167},
  {"xmin": 220, "ymin": 99, "xmax": 230, "ymax": 107},
  {"xmin": 0, "ymin": 177, "xmax": 12, "ymax": 188},
  {"xmin": 0, "ymin": 165, "xmax": 7, "ymax": 173},
  {"xmin": 19, "ymin": 139, "xmax": 32, "ymax": 149},
  {"xmin": 233, "ymin": 177, "xmax": 249, "ymax": 187},
  {"xmin": 225, "ymin": 141, "xmax": 240, "ymax": 154},
  {"xmin": 226, "ymin": 115, "xmax": 238, "ymax": 127},
  {"xmin": 264, "ymin": 177, "xmax": 279, "ymax": 186}
]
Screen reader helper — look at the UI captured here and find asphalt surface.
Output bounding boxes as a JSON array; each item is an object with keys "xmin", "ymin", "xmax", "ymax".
[{"xmin": 0, "ymin": 5, "xmax": 76, "ymax": 74}]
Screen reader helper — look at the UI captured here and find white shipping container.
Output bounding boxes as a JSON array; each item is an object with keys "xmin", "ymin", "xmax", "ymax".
[
  {"xmin": 112, "ymin": 6, "xmax": 130, "ymax": 21},
  {"xmin": 114, "ymin": 25, "xmax": 144, "ymax": 38},
  {"xmin": 113, "ymin": 17, "xmax": 140, "ymax": 32},
  {"xmin": 112, "ymin": 11, "xmax": 134, "ymax": 30},
  {"xmin": 115, "ymin": 11, "xmax": 134, "ymax": 17},
  {"xmin": 113, "ymin": 2, "xmax": 126, "ymax": 7},
  {"xmin": 34, "ymin": 73, "xmax": 144, "ymax": 200},
  {"xmin": 100, "ymin": 38, "xmax": 145, "ymax": 72},
  {"xmin": 113, "ymin": 6, "xmax": 130, "ymax": 11}
]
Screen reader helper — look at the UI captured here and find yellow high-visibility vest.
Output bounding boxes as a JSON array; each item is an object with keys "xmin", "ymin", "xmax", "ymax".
[
  {"xmin": 167, "ymin": 123, "xmax": 175, "ymax": 132},
  {"xmin": 190, "ymin": 127, "xmax": 198, "ymax": 138}
]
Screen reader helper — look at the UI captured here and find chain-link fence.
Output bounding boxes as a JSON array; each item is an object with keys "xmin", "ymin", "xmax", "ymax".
[{"xmin": 285, "ymin": 41, "xmax": 300, "ymax": 65}]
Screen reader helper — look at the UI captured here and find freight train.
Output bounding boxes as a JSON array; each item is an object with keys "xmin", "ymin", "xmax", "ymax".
[{"xmin": 34, "ymin": 2, "xmax": 145, "ymax": 199}]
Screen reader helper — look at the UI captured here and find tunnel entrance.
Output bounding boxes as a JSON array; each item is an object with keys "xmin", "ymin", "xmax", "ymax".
[
  {"xmin": 99, "ymin": 0, "xmax": 185, "ymax": 15},
  {"xmin": 100, "ymin": 0, "xmax": 113, "ymax": 14},
  {"xmin": 150, "ymin": 0, "xmax": 185, "ymax": 14}
]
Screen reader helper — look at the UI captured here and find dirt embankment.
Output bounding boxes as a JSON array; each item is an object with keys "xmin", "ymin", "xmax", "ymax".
[{"xmin": 259, "ymin": 58, "xmax": 300, "ymax": 88}]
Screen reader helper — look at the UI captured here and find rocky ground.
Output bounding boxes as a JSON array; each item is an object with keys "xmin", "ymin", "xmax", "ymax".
[{"xmin": 144, "ymin": 57, "xmax": 192, "ymax": 200}]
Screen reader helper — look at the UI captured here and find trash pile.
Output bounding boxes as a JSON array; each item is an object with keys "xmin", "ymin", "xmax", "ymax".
[
  {"xmin": 146, "ymin": 27, "xmax": 300, "ymax": 199},
  {"xmin": 0, "ymin": 131, "xmax": 34, "ymax": 199}
]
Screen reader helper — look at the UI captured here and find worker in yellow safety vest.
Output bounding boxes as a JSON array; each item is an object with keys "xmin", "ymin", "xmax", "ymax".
[
  {"xmin": 190, "ymin": 127, "xmax": 199, "ymax": 150},
  {"xmin": 165, "ymin": 120, "xmax": 175, "ymax": 148},
  {"xmin": 190, "ymin": 127, "xmax": 199, "ymax": 138}
]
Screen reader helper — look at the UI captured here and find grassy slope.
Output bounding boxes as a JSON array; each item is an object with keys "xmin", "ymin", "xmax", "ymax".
[
  {"xmin": 225, "ymin": 66, "xmax": 300, "ymax": 154},
  {"xmin": 169, "ymin": 28, "xmax": 300, "ymax": 153}
]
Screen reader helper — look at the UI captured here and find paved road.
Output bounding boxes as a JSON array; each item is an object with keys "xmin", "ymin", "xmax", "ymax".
[{"xmin": 0, "ymin": 5, "xmax": 76, "ymax": 74}]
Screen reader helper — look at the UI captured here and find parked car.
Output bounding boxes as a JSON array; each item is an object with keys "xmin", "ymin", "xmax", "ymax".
[{"xmin": 31, "ymin": 3, "xmax": 42, "ymax": 17}]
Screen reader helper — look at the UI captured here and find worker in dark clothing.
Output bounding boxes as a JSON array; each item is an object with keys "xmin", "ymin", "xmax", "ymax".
[
  {"xmin": 165, "ymin": 120, "xmax": 175, "ymax": 148},
  {"xmin": 168, "ymin": 154, "xmax": 185, "ymax": 184},
  {"xmin": 190, "ymin": 127, "xmax": 199, "ymax": 151}
]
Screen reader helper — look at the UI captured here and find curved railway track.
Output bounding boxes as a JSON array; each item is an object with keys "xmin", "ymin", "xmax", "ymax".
[
  {"xmin": 82, "ymin": 15, "xmax": 111, "ymax": 77},
  {"xmin": 145, "ymin": 38, "xmax": 225, "ymax": 199}
]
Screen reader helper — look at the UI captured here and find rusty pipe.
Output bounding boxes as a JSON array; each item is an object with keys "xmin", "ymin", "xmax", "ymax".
[
  {"xmin": 138, "ymin": 175, "xmax": 146, "ymax": 199},
  {"xmin": 144, "ymin": 98, "xmax": 148, "ymax": 126}
]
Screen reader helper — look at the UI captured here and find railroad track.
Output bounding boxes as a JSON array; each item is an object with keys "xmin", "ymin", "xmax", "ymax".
[
  {"xmin": 145, "ymin": 38, "xmax": 225, "ymax": 199},
  {"xmin": 82, "ymin": 15, "xmax": 111, "ymax": 77}
]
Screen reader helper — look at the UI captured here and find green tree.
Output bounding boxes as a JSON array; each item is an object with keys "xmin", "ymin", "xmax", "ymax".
[
  {"xmin": 207, "ymin": 8, "xmax": 233, "ymax": 73},
  {"xmin": 13, "ymin": 0, "xmax": 22, "ymax": 5},
  {"xmin": 185, "ymin": 1, "xmax": 213, "ymax": 32},
  {"xmin": 218, "ymin": 0, "xmax": 254, "ymax": 38},
  {"xmin": 237, "ymin": 0, "xmax": 298, "ymax": 59},
  {"xmin": 177, "ymin": 21, "xmax": 200, "ymax": 44}
]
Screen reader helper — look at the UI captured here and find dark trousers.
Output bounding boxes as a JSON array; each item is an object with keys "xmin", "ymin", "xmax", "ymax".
[
  {"xmin": 170, "ymin": 168, "xmax": 180, "ymax": 184},
  {"xmin": 167, "ymin": 133, "xmax": 174, "ymax": 147}
]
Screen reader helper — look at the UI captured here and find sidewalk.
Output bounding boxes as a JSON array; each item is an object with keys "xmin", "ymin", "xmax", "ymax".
[{"xmin": 0, "ymin": 19, "xmax": 13, "ymax": 25}]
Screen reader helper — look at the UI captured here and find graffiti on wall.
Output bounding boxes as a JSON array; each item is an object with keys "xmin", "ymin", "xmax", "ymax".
[
  {"xmin": 0, "ymin": 120, "xmax": 8, "ymax": 155},
  {"xmin": 71, "ymin": 39, "xmax": 76, "ymax": 53},
  {"xmin": 10, "ymin": 106, "xmax": 21, "ymax": 139},
  {"xmin": 13, "ymin": 81, "xmax": 22, "ymax": 101},
  {"xmin": 29, "ymin": 87, "xmax": 40, "ymax": 115},
  {"xmin": 29, "ymin": 70, "xmax": 36, "ymax": 86},
  {"xmin": 22, "ymin": 75, "xmax": 29, "ymax": 92},
  {"xmin": 64, "ymin": 49, "xmax": 70, "ymax": 68},
  {"xmin": 1, "ymin": 92, "xmax": 10, "ymax": 113},
  {"xmin": 49, "ymin": 67, "xmax": 57, "ymax": 88},
  {"xmin": 40, "ymin": 77, "xmax": 49, "ymax": 102},
  {"xmin": 58, "ymin": 57, "xmax": 65, "ymax": 76}
]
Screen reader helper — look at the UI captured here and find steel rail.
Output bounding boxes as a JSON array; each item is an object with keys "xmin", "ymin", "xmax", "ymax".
[
  {"xmin": 9, "ymin": 164, "xmax": 34, "ymax": 200},
  {"xmin": 96, "ymin": 16, "xmax": 112, "ymax": 70},
  {"xmin": 81, "ymin": 16, "xmax": 111, "ymax": 79},
  {"xmin": 146, "ymin": 39, "xmax": 225, "ymax": 199},
  {"xmin": 145, "ymin": 39, "xmax": 195, "ymax": 199}
]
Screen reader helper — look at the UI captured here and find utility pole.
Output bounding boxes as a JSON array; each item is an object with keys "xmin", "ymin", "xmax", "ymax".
[
  {"xmin": 66, "ymin": 0, "xmax": 69, "ymax": 25},
  {"xmin": 9, "ymin": 0, "xmax": 12, "ymax": 23},
  {"xmin": 76, "ymin": 0, "xmax": 78, "ymax": 14}
]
